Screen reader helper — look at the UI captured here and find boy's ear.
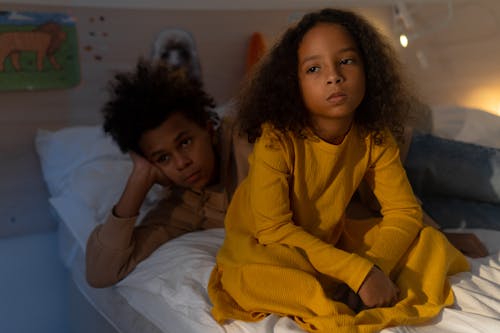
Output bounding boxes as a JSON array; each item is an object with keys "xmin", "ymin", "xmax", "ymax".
[
  {"xmin": 206, "ymin": 120, "xmax": 217, "ymax": 144},
  {"xmin": 206, "ymin": 119, "xmax": 215, "ymax": 134}
]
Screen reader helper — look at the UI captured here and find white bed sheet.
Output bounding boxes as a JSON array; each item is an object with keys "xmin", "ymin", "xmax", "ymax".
[
  {"xmin": 115, "ymin": 228, "xmax": 500, "ymax": 333},
  {"xmin": 54, "ymin": 205, "xmax": 164, "ymax": 333}
]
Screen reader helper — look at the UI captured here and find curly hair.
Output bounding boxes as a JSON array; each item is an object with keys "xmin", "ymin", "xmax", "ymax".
[
  {"xmin": 238, "ymin": 8, "xmax": 413, "ymax": 144},
  {"xmin": 102, "ymin": 59, "xmax": 216, "ymax": 153}
]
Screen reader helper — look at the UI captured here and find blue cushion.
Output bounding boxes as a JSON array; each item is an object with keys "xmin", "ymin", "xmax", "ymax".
[
  {"xmin": 405, "ymin": 132, "xmax": 500, "ymax": 230},
  {"xmin": 405, "ymin": 132, "xmax": 500, "ymax": 204}
]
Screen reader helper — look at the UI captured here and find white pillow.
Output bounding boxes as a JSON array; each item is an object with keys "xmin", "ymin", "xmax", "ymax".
[
  {"xmin": 67, "ymin": 159, "xmax": 133, "ymax": 222},
  {"xmin": 432, "ymin": 106, "xmax": 500, "ymax": 149},
  {"xmin": 35, "ymin": 126, "xmax": 125, "ymax": 196},
  {"xmin": 49, "ymin": 159, "xmax": 165, "ymax": 252},
  {"xmin": 36, "ymin": 125, "xmax": 166, "ymax": 253}
]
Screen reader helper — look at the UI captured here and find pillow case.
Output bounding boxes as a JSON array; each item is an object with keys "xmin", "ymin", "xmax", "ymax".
[
  {"xmin": 431, "ymin": 105, "xmax": 500, "ymax": 149},
  {"xmin": 406, "ymin": 125, "xmax": 500, "ymax": 230},
  {"xmin": 35, "ymin": 126, "xmax": 125, "ymax": 196},
  {"xmin": 36, "ymin": 125, "xmax": 164, "ymax": 251},
  {"xmin": 406, "ymin": 132, "xmax": 500, "ymax": 205}
]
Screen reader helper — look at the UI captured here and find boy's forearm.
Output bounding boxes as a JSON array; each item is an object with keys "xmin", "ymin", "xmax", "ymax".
[
  {"xmin": 86, "ymin": 215, "xmax": 137, "ymax": 287},
  {"xmin": 114, "ymin": 170, "xmax": 154, "ymax": 218}
]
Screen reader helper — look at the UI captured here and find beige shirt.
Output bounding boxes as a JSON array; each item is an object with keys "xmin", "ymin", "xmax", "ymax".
[{"xmin": 85, "ymin": 115, "xmax": 252, "ymax": 287}]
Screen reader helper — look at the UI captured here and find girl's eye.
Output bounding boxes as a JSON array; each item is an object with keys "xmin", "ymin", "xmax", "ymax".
[
  {"xmin": 340, "ymin": 58, "xmax": 354, "ymax": 65},
  {"xmin": 180, "ymin": 138, "xmax": 192, "ymax": 149},
  {"xmin": 306, "ymin": 66, "xmax": 320, "ymax": 74}
]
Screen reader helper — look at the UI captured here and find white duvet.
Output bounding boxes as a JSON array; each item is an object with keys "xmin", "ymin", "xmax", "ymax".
[{"xmin": 116, "ymin": 228, "xmax": 500, "ymax": 333}]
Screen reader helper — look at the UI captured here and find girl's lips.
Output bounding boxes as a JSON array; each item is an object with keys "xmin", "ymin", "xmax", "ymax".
[{"xmin": 327, "ymin": 92, "xmax": 347, "ymax": 105}]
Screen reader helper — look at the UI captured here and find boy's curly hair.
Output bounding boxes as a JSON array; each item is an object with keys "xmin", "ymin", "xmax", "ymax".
[
  {"xmin": 102, "ymin": 59, "xmax": 216, "ymax": 153},
  {"xmin": 238, "ymin": 8, "xmax": 412, "ymax": 144}
]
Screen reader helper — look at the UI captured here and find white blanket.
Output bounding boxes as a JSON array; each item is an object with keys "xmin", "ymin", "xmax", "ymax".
[{"xmin": 116, "ymin": 228, "xmax": 500, "ymax": 333}]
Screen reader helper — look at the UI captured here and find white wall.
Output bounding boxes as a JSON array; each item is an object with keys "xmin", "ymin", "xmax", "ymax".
[
  {"xmin": 1, "ymin": 0, "xmax": 443, "ymax": 10},
  {"xmin": 396, "ymin": 0, "xmax": 500, "ymax": 115}
]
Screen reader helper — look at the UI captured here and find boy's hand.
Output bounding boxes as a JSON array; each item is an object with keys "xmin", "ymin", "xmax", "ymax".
[
  {"xmin": 357, "ymin": 266, "xmax": 399, "ymax": 308},
  {"xmin": 130, "ymin": 151, "xmax": 171, "ymax": 187},
  {"xmin": 113, "ymin": 152, "xmax": 171, "ymax": 218},
  {"xmin": 444, "ymin": 232, "xmax": 489, "ymax": 258}
]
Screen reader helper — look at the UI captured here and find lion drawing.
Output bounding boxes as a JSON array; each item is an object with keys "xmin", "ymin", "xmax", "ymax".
[{"xmin": 0, "ymin": 21, "xmax": 67, "ymax": 72}]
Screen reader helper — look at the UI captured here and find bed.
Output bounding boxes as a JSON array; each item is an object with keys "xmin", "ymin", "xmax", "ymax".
[{"xmin": 35, "ymin": 105, "xmax": 500, "ymax": 333}]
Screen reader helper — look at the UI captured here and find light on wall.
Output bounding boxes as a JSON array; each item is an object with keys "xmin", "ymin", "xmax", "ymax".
[
  {"xmin": 394, "ymin": 1, "xmax": 414, "ymax": 47},
  {"xmin": 463, "ymin": 87, "xmax": 500, "ymax": 117},
  {"xmin": 399, "ymin": 34, "xmax": 409, "ymax": 48},
  {"xmin": 394, "ymin": 1, "xmax": 454, "ymax": 68},
  {"xmin": 393, "ymin": 0, "xmax": 454, "ymax": 48}
]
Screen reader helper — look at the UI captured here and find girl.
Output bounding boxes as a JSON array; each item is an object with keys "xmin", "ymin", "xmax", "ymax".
[{"xmin": 208, "ymin": 8, "xmax": 470, "ymax": 333}]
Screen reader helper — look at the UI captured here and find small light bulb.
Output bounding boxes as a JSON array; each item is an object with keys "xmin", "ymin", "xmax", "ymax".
[{"xmin": 399, "ymin": 34, "xmax": 409, "ymax": 48}]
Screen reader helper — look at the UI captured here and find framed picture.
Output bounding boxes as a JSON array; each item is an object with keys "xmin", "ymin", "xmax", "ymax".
[{"xmin": 0, "ymin": 11, "xmax": 80, "ymax": 91}]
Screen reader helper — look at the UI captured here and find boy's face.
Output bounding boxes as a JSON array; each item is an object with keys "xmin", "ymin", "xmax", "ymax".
[{"xmin": 139, "ymin": 112, "xmax": 216, "ymax": 190}]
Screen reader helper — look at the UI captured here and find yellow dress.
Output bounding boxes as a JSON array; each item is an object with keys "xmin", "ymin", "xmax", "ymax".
[{"xmin": 208, "ymin": 124, "xmax": 469, "ymax": 333}]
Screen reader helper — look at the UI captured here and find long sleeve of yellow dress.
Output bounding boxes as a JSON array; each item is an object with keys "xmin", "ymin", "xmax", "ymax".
[{"xmin": 358, "ymin": 131, "xmax": 424, "ymax": 276}]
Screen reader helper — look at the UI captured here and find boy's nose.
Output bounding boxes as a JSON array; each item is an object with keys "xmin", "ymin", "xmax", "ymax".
[{"xmin": 174, "ymin": 153, "xmax": 191, "ymax": 170}]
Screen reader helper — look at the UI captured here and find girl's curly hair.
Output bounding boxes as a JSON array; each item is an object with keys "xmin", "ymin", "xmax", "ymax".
[
  {"xmin": 238, "ymin": 8, "xmax": 413, "ymax": 144},
  {"xmin": 102, "ymin": 59, "xmax": 216, "ymax": 153}
]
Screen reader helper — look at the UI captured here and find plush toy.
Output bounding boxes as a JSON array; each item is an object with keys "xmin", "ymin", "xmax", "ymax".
[{"xmin": 151, "ymin": 28, "xmax": 202, "ymax": 81}]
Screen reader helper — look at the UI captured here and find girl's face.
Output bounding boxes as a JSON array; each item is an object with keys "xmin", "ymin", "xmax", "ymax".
[
  {"xmin": 298, "ymin": 23, "xmax": 365, "ymax": 138},
  {"xmin": 139, "ymin": 112, "xmax": 216, "ymax": 190}
]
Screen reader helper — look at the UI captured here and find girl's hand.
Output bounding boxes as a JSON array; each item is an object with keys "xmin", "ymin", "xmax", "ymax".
[
  {"xmin": 357, "ymin": 266, "xmax": 399, "ymax": 308},
  {"xmin": 129, "ymin": 151, "xmax": 171, "ymax": 187}
]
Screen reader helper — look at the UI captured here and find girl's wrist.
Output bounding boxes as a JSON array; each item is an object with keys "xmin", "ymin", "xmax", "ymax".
[{"xmin": 357, "ymin": 264, "xmax": 384, "ymax": 292}]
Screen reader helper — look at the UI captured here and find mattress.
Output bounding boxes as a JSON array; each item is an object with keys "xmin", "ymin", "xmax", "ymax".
[{"xmin": 54, "ymin": 206, "xmax": 163, "ymax": 333}]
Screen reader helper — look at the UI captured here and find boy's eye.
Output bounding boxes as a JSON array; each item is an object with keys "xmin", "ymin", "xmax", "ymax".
[
  {"xmin": 156, "ymin": 154, "xmax": 170, "ymax": 164},
  {"xmin": 180, "ymin": 138, "xmax": 192, "ymax": 149},
  {"xmin": 306, "ymin": 66, "xmax": 320, "ymax": 74}
]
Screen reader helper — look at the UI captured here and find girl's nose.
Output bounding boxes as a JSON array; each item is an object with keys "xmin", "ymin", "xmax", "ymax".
[{"xmin": 327, "ymin": 69, "xmax": 344, "ymax": 85}]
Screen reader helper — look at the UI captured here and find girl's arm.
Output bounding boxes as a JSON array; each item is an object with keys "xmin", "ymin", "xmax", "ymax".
[
  {"xmin": 364, "ymin": 133, "xmax": 424, "ymax": 276},
  {"xmin": 247, "ymin": 129, "xmax": 374, "ymax": 293}
]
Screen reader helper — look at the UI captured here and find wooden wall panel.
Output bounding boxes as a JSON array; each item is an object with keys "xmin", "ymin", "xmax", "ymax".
[{"xmin": 0, "ymin": 3, "xmax": 391, "ymax": 236}]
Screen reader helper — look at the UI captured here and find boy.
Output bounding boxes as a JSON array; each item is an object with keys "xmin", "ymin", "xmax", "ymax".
[{"xmin": 85, "ymin": 60, "xmax": 251, "ymax": 287}]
